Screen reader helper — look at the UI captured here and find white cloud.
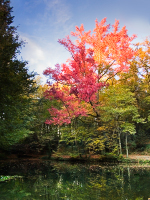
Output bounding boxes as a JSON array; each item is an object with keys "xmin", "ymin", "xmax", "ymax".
[
  {"xmin": 43, "ymin": 0, "xmax": 71, "ymax": 25},
  {"xmin": 18, "ymin": 34, "xmax": 52, "ymax": 84},
  {"xmin": 23, "ymin": 39, "xmax": 44, "ymax": 64},
  {"xmin": 17, "ymin": 32, "xmax": 71, "ymax": 84}
]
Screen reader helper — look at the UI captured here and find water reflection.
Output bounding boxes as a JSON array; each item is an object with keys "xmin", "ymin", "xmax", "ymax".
[{"xmin": 0, "ymin": 160, "xmax": 150, "ymax": 200}]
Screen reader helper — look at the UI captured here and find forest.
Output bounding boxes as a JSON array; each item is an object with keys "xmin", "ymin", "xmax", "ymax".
[{"xmin": 0, "ymin": 0, "xmax": 150, "ymax": 161}]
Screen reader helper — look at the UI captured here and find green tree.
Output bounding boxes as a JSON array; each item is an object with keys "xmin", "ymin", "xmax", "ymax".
[
  {"xmin": 99, "ymin": 84, "xmax": 142, "ymax": 156},
  {"xmin": 0, "ymin": 0, "xmax": 36, "ymax": 150},
  {"xmin": 118, "ymin": 39, "xmax": 150, "ymax": 147}
]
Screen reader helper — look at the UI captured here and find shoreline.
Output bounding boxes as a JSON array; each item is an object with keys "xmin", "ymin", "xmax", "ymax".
[{"xmin": 1, "ymin": 153, "xmax": 150, "ymax": 163}]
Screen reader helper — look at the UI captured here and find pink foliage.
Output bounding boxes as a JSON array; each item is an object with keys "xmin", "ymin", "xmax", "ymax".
[{"xmin": 43, "ymin": 18, "xmax": 136, "ymax": 125}]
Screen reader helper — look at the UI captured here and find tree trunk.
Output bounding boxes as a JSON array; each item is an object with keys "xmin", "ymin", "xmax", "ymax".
[
  {"xmin": 125, "ymin": 133, "xmax": 128, "ymax": 158},
  {"xmin": 118, "ymin": 132, "xmax": 122, "ymax": 155}
]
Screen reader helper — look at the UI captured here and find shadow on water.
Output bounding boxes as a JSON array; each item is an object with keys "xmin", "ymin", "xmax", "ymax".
[{"xmin": 0, "ymin": 159, "xmax": 150, "ymax": 200}]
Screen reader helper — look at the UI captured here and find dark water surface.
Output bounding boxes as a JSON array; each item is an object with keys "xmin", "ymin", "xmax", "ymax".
[{"xmin": 0, "ymin": 160, "xmax": 150, "ymax": 200}]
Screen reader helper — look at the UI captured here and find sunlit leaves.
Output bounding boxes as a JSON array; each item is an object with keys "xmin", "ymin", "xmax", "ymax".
[
  {"xmin": 71, "ymin": 17, "xmax": 136, "ymax": 73},
  {"xmin": 44, "ymin": 18, "xmax": 136, "ymax": 126}
]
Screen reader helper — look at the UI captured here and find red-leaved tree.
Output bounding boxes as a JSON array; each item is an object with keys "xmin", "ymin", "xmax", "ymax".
[{"xmin": 43, "ymin": 18, "xmax": 136, "ymax": 125}]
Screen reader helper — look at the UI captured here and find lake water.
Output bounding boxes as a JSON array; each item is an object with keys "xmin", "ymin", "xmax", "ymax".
[{"xmin": 0, "ymin": 160, "xmax": 150, "ymax": 200}]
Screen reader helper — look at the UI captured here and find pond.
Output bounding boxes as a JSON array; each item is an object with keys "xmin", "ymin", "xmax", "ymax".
[{"xmin": 0, "ymin": 160, "xmax": 150, "ymax": 200}]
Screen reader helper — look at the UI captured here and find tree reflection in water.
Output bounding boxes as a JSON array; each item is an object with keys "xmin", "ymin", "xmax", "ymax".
[{"xmin": 0, "ymin": 161, "xmax": 149, "ymax": 200}]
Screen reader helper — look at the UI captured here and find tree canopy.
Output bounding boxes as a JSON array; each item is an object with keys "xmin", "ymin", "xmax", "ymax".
[
  {"xmin": 43, "ymin": 18, "xmax": 136, "ymax": 126},
  {"xmin": 0, "ymin": 0, "xmax": 36, "ymax": 149}
]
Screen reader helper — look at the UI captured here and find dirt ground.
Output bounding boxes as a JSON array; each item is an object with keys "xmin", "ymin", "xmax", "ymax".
[
  {"xmin": 52, "ymin": 154, "xmax": 150, "ymax": 161},
  {"xmin": 3, "ymin": 153, "xmax": 150, "ymax": 161},
  {"xmin": 123, "ymin": 154, "xmax": 150, "ymax": 161}
]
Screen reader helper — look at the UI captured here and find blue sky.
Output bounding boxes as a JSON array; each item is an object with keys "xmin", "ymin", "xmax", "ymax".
[{"xmin": 10, "ymin": 0, "xmax": 150, "ymax": 84}]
